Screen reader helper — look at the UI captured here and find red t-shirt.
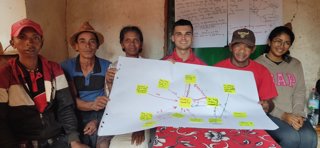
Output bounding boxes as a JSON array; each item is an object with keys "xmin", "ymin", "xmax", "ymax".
[
  {"xmin": 162, "ymin": 49, "xmax": 207, "ymax": 65},
  {"xmin": 215, "ymin": 58, "xmax": 278, "ymax": 100}
]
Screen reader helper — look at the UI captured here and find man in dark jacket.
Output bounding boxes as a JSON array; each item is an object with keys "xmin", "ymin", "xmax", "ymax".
[{"xmin": 0, "ymin": 18, "xmax": 88, "ymax": 148}]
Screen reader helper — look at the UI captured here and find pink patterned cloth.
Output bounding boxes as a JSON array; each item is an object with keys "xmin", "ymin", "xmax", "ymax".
[{"xmin": 153, "ymin": 127, "xmax": 281, "ymax": 148}]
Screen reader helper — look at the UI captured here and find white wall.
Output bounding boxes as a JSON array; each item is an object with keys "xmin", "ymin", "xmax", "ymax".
[
  {"xmin": 0, "ymin": 0, "xmax": 26, "ymax": 54},
  {"xmin": 26, "ymin": 0, "xmax": 68, "ymax": 62},
  {"xmin": 283, "ymin": 0, "xmax": 320, "ymax": 93}
]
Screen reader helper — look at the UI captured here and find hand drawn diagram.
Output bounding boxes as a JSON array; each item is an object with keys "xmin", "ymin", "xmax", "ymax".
[
  {"xmin": 141, "ymin": 78, "xmax": 234, "ymax": 125},
  {"xmin": 175, "ymin": 0, "xmax": 228, "ymax": 47},
  {"xmin": 98, "ymin": 57, "xmax": 278, "ymax": 136},
  {"xmin": 175, "ymin": 0, "xmax": 282, "ymax": 47},
  {"xmin": 249, "ymin": 0, "xmax": 282, "ymax": 44}
]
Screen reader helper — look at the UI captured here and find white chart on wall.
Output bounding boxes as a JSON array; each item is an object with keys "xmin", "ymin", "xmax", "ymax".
[{"xmin": 175, "ymin": 0, "xmax": 282, "ymax": 47}]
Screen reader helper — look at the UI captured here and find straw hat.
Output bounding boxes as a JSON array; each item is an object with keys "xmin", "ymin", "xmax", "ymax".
[{"xmin": 69, "ymin": 21, "xmax": 104, "ymax": 49}]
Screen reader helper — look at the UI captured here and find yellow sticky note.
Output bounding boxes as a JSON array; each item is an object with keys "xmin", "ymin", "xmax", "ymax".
[
  {"xmin": 239, "ymin": 121, "xmax": 254, "ymax": 127},
  {"xmin": 233, "ymin": 112, "xmax": 247, "ymax": 118},
  {"xmin": 158, "ymin": 79, "xmax": 170, "ymax": 89},
  {"xmin": 189, "ymin": 118, "xmax": 204, "ymax": 123},
  {"xmin": 143, "ymin": 121, "xmax": 157, "ymax": 127},
  {"xmin": 179, "ymin": 97, "xmax": 192, "ymax": 108},
  {"xmin": 208, "ymin": 118, "xmax": 223, "ymax": 124},
  {"xmin": 224, "ymin": 84, "xmax": 236, "ymax": 94},
  {"xmin": 140, "ymin": 112, "xmax": 153, "ymax": 121},
  {"xmin": 184, "ymin": 74, "xmax": 196, "ymax": 84},
  {"xmin": 171, "ymin": 113, "xmax": 185, "ymax": 118},
  {"xmin": 207, "ymin": 97, "xmax": 219, "ymax": 107},
  {"xmin": 136, "ymin": 85, "xmax": 148, "ymax": 94}
]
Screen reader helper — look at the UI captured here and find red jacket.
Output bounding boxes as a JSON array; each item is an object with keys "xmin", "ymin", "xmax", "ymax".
[{"xmin": 0, "ymin": 56, "xmax": 79, "ymax": 147}]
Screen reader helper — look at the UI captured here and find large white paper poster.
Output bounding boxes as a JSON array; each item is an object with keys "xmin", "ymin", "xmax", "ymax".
[
  {"xmin": 175, "ymin": 0, "xmax": 282, "ymax": 47},
  {"xmin": 98, "ymin": 57, "xmax": 278, "ymax": 136}
]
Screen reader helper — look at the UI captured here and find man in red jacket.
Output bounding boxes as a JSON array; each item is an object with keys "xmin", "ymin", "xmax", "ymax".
[{"xmin": 0, "ymin": 18, "xmax": 88, "ymax": 148}]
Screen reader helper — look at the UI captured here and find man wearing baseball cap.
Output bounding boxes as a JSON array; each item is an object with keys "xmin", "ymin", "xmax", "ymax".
[
  {"xmin": 0, "ymin": 18, "xmax": 88, "ymax": 148},
  {"xmin": 61, "ymin": 21, "xmax": 111, "ymax": 148},
  {"xmin": 215, "ymin": 28, "xmax": 277, "ymax": 113}
]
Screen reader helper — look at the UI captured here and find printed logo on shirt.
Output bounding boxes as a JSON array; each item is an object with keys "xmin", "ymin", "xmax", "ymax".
[{"xmin": 272, "ymin": 72, "xmax": 296, "ymax": 87}]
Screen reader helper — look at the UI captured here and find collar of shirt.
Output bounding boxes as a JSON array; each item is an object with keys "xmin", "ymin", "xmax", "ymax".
[
  {"xmin": 75, "ymin": 55, "xmax": 101, "ymax": 73},
  {"xmin": 172, "ymin": 48, "xmax": 196, "ymax": 63}
]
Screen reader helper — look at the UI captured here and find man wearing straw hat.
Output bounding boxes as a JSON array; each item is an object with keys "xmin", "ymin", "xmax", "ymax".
[{"xmin": 61, "ymin": 22, "xmax": 111, "ymax": 148}]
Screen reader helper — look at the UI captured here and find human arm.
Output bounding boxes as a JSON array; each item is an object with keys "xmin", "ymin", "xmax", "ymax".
[
  {"xmin": 53, "ymin": 63, "xmax": 83, "ymax": 144},
  {"xmin": 55, "ymin": 86, "xmax": 82, "ymax": 144},
  {"xmin": 67, "ymin": 80, "xmax": 109, "ymax": 111},
  {"xmin": 259, "ymin": 99, "xmax": 274, "ymax": 113},
  {"xmin": 0, "ymin": 66, "xmax": 18, "ymax": 147},
  {"xmin": 281, "ymin": 61, "xmax": 307, "ymax": 130},
  {"xmin": 0, "ymin": 103, "xmax": 18, "ymax": 147},
  {"xmin": 257, "ymin": 67, "xmax": 277, "ymax": 113},
  {"xmin": 76, "ymin": 96, "xmax": 109, "ymax": 111},
  {"xmin": 55, "ymin": 87, "xmax": 89, "ymax": 148},
  {"xmin": 106, "ymin": 67, "xmax": 117, "ymax": 91},
  {"xmin": 291, "ymin": 61, "xmax": 307, "ymax": 117},
  {"xmin": 131, "ymin": 130, "xmax": 145, "ymax": 145}
]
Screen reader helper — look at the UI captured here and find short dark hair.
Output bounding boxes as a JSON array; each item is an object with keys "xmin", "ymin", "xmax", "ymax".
[
  {"xmin": 120, "ymin": 26, "xmax": 143, "ymax": 44},
  {"xmin": 265, "ymin": 26, "xmax": 295, "ymax": 63},
  {"xmin": 119, "ymin": 26, "xmax": 143, "ymax": 52},
  {"xmin": 172, "ymin": 19, "xmax": 193, "ymax": 33}
]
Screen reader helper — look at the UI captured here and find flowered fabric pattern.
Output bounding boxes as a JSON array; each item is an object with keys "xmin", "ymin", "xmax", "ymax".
[{"xmin": 153, "ymin": 127, "xmax": 280, "ymax": 148}]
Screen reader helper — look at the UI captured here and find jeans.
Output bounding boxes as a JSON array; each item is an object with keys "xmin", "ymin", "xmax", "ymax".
[{"xmin": 267, "ymin": 115, "xmax": 317, "ymax": 148}]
